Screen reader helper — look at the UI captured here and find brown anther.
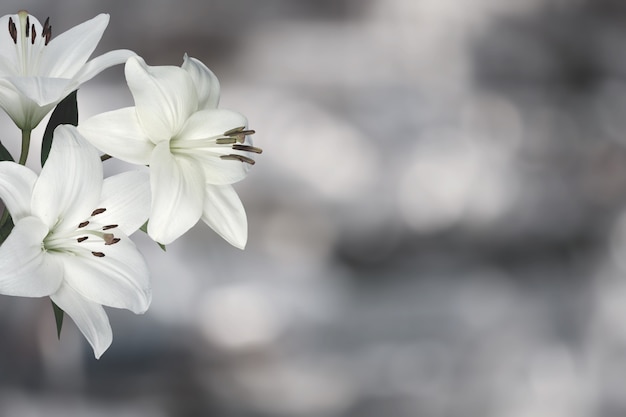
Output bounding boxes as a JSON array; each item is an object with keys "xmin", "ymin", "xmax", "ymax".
[
  {"xmin": 216, "ymin": 138, "xmax": 238, "ymax": 145},
  {"xmin": 77, "ymin": 236, "xmax": 88, "ymax": 243},
  {"xmin": 92, "ymin": 251, "xmax": 105, "ymax": 258},
  {"xmin": 8, "ymin": 18, "xmax": 17, "ymax": 44},
  {"xmin": 25, "ymin": 16, "xmax": 29, "ymax": 37},
  {"xmin": 78, "ymin": 221, "xmax": 89, "ymax": 228},
  {"xmin": 102, "ymin": 224, "xmax": 118, "ymax": 230},
  {"xmin": 30, "ymin": 24, "xmax": 35, "ymax": 44},
  {"xmin": 43, "ymin": 17, "xmax": 51, "ymax": 45},
  {"xmin": 220, "ymin": 154, "xmax": 256, "ymax": 165},
  {"xmin": 224, "ymin": 127, "xmax": 244, "ymax": 136},
  {"xmin": 225, "ymin": 127, "xmax": 256, "ymax": 144},
  {"xmin": 232, "ymin": 144, "xmax": 263, "ymax": 154},
  {"xmin": 105, "ymin": 238, "xmax": 121, "ymax": 246},
  {"xmin": 91, "ymin": 208, "xmax": 106, "ymax": 216}
]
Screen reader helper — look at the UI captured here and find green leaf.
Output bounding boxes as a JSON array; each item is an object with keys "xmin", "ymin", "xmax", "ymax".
[
  {"xmin": 0, "ymin": 141, "xmax": 14, "ymax": 162},
  {"xmin": 0, "ymin": 213, "xmax": 13, "ymax": 245},
  {"xmin": 41, "ymin": 90, "xmax": 78, "ymax": 167},
  {"xmin": 51, "ymin": 300, "xmax": 64, "ymax": 339},
  {"xmin": 140, "ymin": 221, "xmax": 166, "ymax": 252}
]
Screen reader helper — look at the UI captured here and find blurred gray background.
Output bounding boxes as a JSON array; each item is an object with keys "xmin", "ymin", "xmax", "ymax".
[{"xmin": 1, "ymin": 0, "xmax": 626, "ymax": 416}]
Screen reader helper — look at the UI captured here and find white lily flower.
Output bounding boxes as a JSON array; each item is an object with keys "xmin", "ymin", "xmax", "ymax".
[
  {"xmin": 0, "ymin": 11, "xmax": 135, "ymax": 130},
  {"xmin": 0, "ymin": 125, "xmax": 151, "ymax": 358},
  {"xmin": 79, "ymin": 55, "xmax": 261, "ymax": 247}
]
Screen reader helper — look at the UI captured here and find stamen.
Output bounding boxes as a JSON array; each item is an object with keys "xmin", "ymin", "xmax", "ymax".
[
  {"xmin": 216, "ymin": 138, "xmax": 238, "ymax": 145},
  {"xmin": 30, "ymin": 24, "xmax": 35, "ymax": 44},
  {"xmin": 225, "ymin": 127, "xmax": 256, "ymax": 144},
  {"xmin": 24, "ymin": 16, "xmax": 29, "ymax": 37},
  {"xmin": 105, "ymin": 237, "xmax": 121, "ymax": 246},
  {"xmin": 77, "ymin": 236, "xmax": 88, "ymax": 243},
  {"xmin": 232, "ymin": 144, "xmax": 263, "ymax": 154},
  {"xmin": 43, "ymin": 17, "xmax": 51, "ymax": 45},
  {"xmin": 78, "ymin": 221, "xmax": 89, "ymax": 228},
  {"xmin": 8, "ymin": 18, "xmax": 17, "ymax": 44},
  {"xmin": 92, "ymin": 251, "xmax": 105, "ymax": 258},
  {"xmin": 220, "ymin": 154, "xmax": 256, "ymax": 165},
  {"xmin": 102, "ymin": 224, "xmax": 118, "ymax": 230},
  {"xmin": 91, "ymin": 208, "xmax": 106, "ymax": 216}
]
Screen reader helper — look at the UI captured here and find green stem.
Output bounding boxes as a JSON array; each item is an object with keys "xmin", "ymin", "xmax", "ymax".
[{"xmin": 18, "ymin": 129, "xmax": 31, "ymax": 165}]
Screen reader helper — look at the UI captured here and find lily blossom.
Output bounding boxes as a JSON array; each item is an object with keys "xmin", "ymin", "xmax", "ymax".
[
  {"xmin": 0, "ymin": 11, "xmax": 135, "ymax": 130},
  {"xmin": 79, "ymin": 55, "xmax": 261, "ymax": 247},
  {"xmin": 0, "ymin": 125, "xmax": 151, "ymax": 358}
]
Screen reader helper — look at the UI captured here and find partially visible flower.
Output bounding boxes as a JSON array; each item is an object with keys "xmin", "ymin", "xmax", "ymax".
[
  {"xmin": 0, "ymin": 125, "xmax": 151, "ymax": 358},
  {"xmin": 0, "ymin": 11, "xmax": 135, "ymax": 130},
  {"xmin": 79, "ymin": 55, "xmax": 261, "ymax": 247}
]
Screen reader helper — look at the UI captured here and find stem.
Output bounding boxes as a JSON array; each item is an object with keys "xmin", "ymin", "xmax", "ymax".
[{"xmin": 18, "ymin": 129, "xmax": 31, "ymax": 165}]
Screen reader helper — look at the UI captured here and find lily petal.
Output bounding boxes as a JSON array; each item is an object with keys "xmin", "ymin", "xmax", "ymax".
[
  {"xmin": 181, "ymin": 54, "xmax": 220, "ymax": 110},
  {"xmin": 50, "ymin": 282, "xmax": 112, "ymax": 359},
  {"xmin": 201, "ymin": 184, "xmax": 248, "ymax": 249},
  {"xmin": 60, "ymin": 231, "xmax": 151, "ymax": 314},
  {"xmin": 0, "ymin": 79, "xmax": 55, "ymax": 129},
  {"xmin": 73, "ymin": 49, "xmax": 136, "ymax": 86},
  {"xmin": 7, "ymin": 76, "xmax": 72, "ymax": 106},
  {"xmin": 126, "ymin": 56, "xmax": 198, "ymax": 143},
  {"xmin": 96, "ymin": 170, "xmax": 151, "ymax": 235},
  {"xmin": 0, "ymin": 161, "xmax": 37, "ymax": 221},
  {"xmin": 0, "ymin": 15, "xmax": 22, "ymax": 74},
  {"xmin": 40, "ymin": 14, "xmax": 109, "ymax": 79},
  {"xmin": 0, "ymin": 216, "xmax": 63, "ymax": 297},
  {"xmin": 32, "ymin": 125, "xmax": 102, "ymax": 230},
  {"xmin": 78, "ymin": 107, "xmax": 154, "ymax": 165},
  {"xmin": 147, "ymin": 142, "xmax": 204, "ymax": 244}
]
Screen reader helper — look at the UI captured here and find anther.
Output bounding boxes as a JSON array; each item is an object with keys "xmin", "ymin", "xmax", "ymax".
[
  {"xmin": 220, "ymin": 154, "xmax": 256, "ymax": 165},
  {"xmin": 105, "ymin": 238, "xmax": 121, "ymax": 246},
  {"xmin": 43, "ymin": 17, "xmax": 51, "ymax": 45},
  {"xmin": 102, "ymin": 224, "xmax": 118, "ymax": 230},
  {"xmin": 77, "ymin": 236, "xmax": 88, "ymax": 243},
  {"xmin": 216, "ymin": 138, "xmax": 238, "ymax": 145},
  {"xmin": 78, "ymin": 221, "xmax": 89, "ymax": 228},
  {"xmin": 30, "ymin": 24, "xmax": 35, "ymax": 44},
  {"xmin": 91, "ymin": 208, "xmax": 106, "ymax": 216},
  {"xmin": 8, "ymin": 18, "xmax": 16, "ymax": 44},
  {"xmin": 225, "ymin": 127, "xmax": 256, "ymax": 144},
  {"xmin": 25, "ymin": 16, "xmax": 29, "ymax": 37},
  {"xmin": 92, "ymin": 251, "xmax": 105, "ymax": 258},
  {"xmin": 232, "ymin": 144, "xmax": 263, "ymax": 154}
]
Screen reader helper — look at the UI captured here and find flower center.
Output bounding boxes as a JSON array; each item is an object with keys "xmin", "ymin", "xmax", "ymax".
[
  {"xmin": 170, "ymin": 126, "xmax": 262, "ymax": 165},
  {"xmin": 8, "ymin": 11, "xmax": 52, "ymax": 76},
  {"xmin": 43, "ymin": 207, "xmax": 120, "ymax": 258}
]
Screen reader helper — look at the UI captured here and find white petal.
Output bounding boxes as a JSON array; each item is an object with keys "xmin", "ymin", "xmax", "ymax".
[
  {"xmin": 181, "ymin": 54, "xmax": 220, "ymax": 110},
  {"xmin": 0, "ymin": 216, "xmax": 63, "ymax": 296},
  {"xmin": 0, "ymin": 15, "xmax": 21, "ymax": 75},
  {"xmin": 0, "ymin": 161, "xmax": 37, "ymax": 221},
  {"xmin": 126, "ymin": 56, "xmax": 198, "ymax": 143},
  {"xmin": 40, "ymin": 14, "xmax": 109, "ymax": 79},
  {"xmin": 50, "ymin": 282, "xmax": 112, "ymax": 359},
  {"xmin": 59, "ymin": 231, "xmax": 151, "ymax": 314},
  {"xmin": 31, "ymin": 125, "xmax": 102, "ymax": 230},
  {"xmin": 6, "ymin": 76, "xmax": 72, "ymax": 106},
  {"xmin": 96, "ymin": 170, "xmax": 151, "ymax": 235},
  {"xmin": 0, "ymin": 79, "xmax": 55, "ymax": 129},
  {"xmin": 177, "ymin": 109, "xmax": 251, "ymax": 184},
  {"xmin": 201, "ymin": 184, "xmax": 248, "ymax": 249},
  {"xmin": 147, "ymin": 142, "xmax": 204, "ymax": 244},
  {"xmin": 72, "ymin": 49, "xmax": 136, "ymax": 86},
  {"xmin": 78, "ymin": 107, "xmax": 154, "ymax": 165}
]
